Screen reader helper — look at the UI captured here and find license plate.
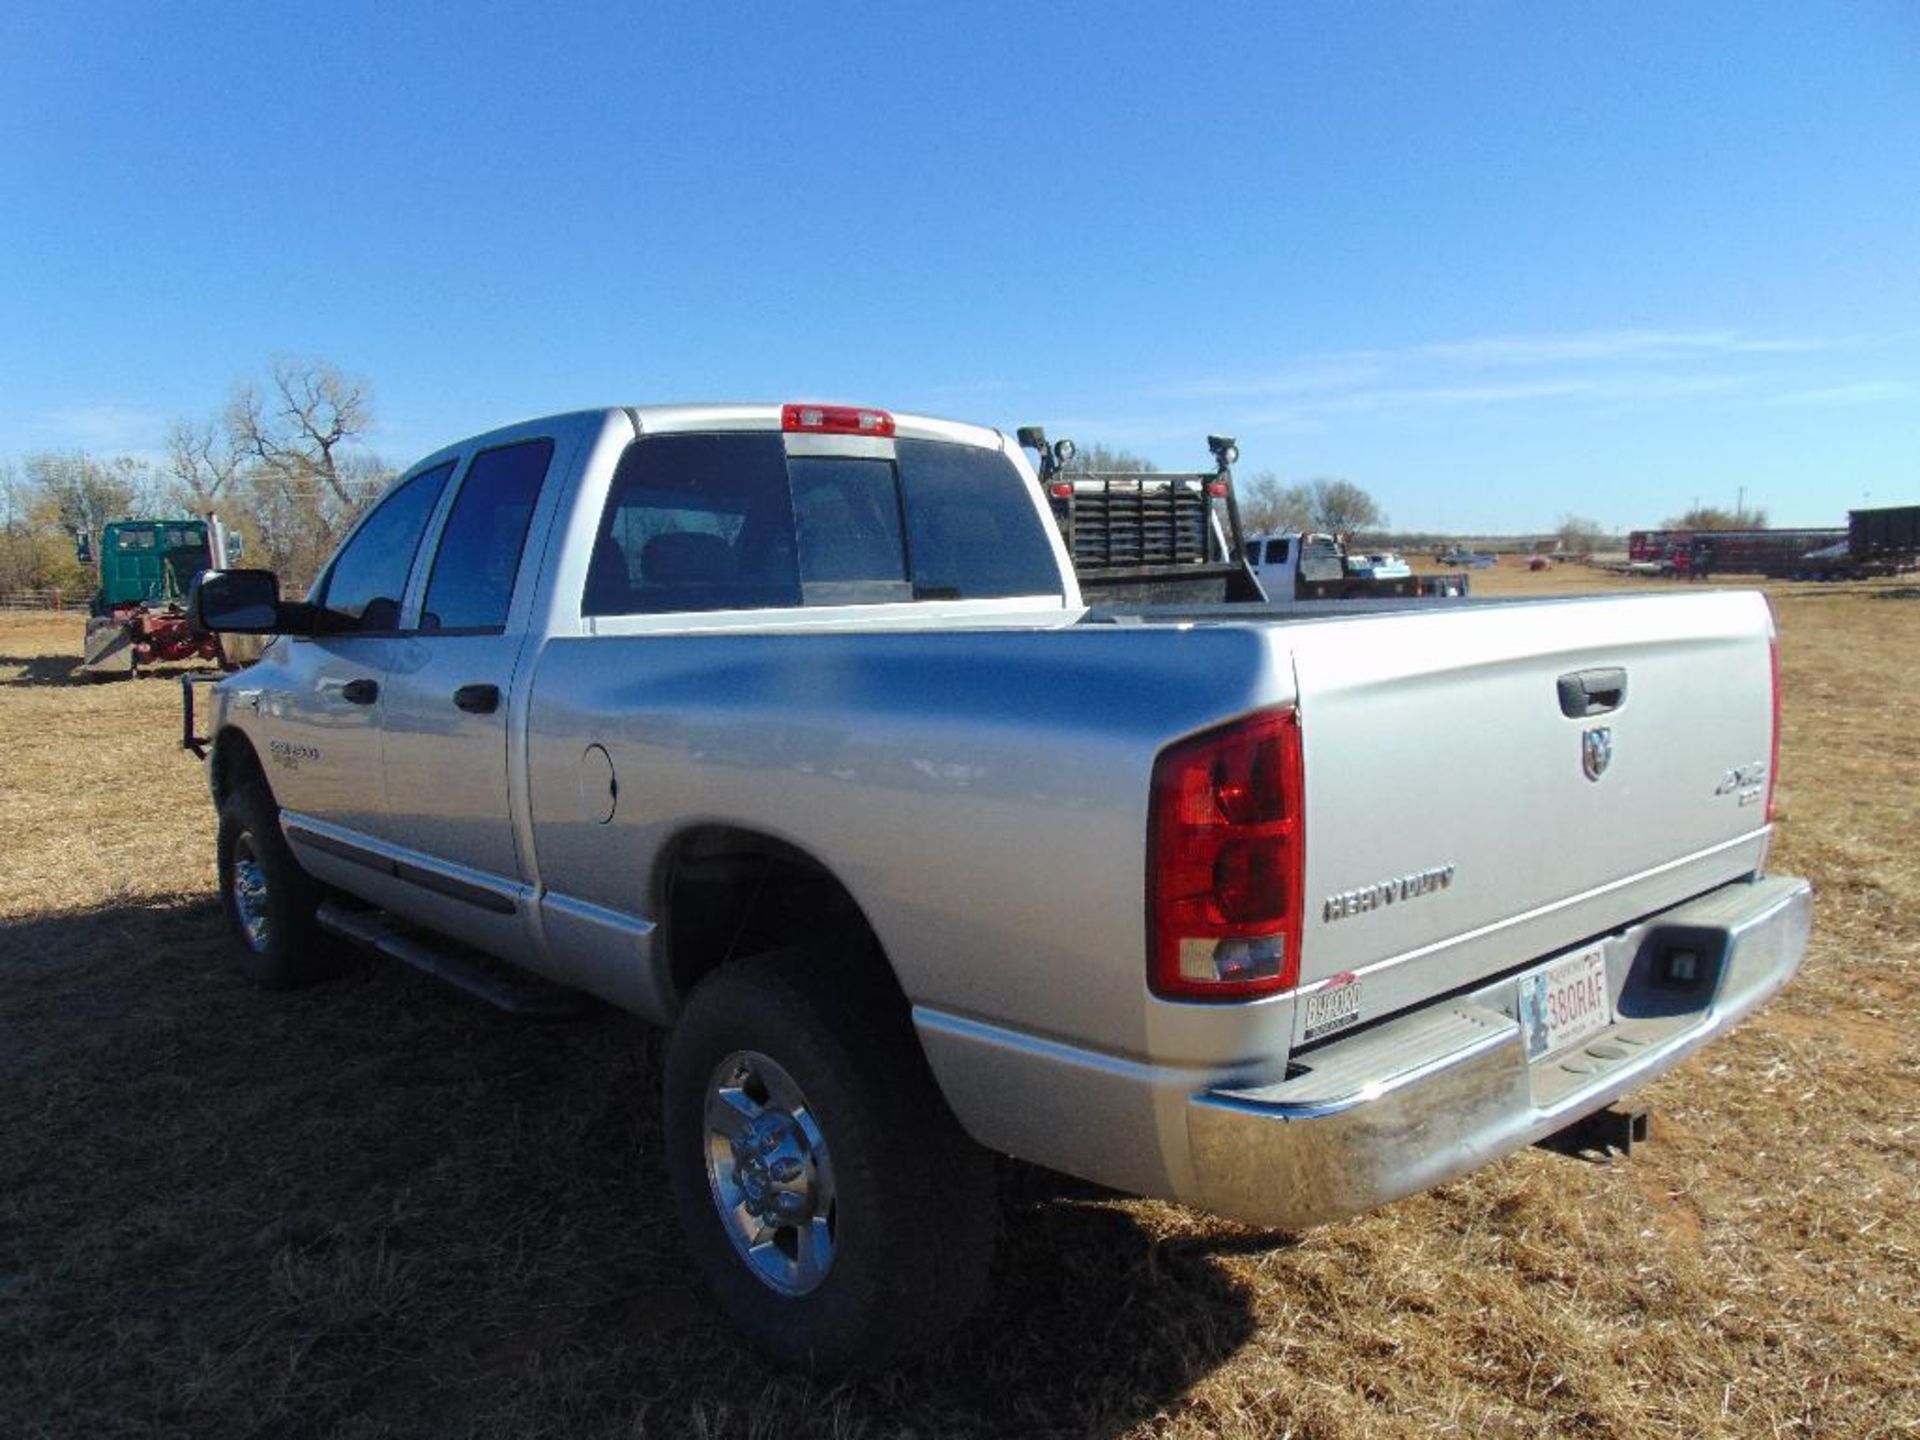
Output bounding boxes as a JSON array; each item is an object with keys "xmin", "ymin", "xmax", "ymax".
[
  {"xmin": 1302, "ymin": 975, "xmax": 1363, "ymax": 1042},
  {"xmin": 1518, "ymin": 946, "xmax": 1612, "ymax": 1061}
]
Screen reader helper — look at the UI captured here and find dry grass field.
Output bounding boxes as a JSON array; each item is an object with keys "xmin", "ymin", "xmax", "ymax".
[{"xmin": 2, "ymin": 569, "xmax": 1915, "ymax": 1439}]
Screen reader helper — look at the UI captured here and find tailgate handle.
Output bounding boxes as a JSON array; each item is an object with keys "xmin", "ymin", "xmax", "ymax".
[{"xmin": 1558, "ymin": 667, "xmax": 1627, "ymax": 718}]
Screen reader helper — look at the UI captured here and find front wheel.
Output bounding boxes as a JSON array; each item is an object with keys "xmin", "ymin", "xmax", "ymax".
[
  {"xmin": 216, "ymin": 783, "xmax": 341, "ymax": 989},
  {"xmin": 663, "ymin": 950, "xmax": 997, "ymax": 1372}
]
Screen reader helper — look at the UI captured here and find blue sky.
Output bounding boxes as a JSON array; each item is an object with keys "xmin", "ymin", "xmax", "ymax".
[{"xmin": 2, "ymin": 1, "xmax": 1916, "ymax": 532}]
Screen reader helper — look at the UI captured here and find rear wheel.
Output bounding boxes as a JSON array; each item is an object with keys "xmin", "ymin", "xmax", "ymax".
[
  {"xmin": 216, "ymin": 783, "xmax": 341, "ymax": 989},
  {"xmin": 664, "ymin": 949, "xmax": 997, "ymax": 1372}
]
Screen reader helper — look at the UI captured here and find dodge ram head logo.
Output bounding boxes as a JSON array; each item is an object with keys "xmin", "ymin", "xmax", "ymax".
[{"xmin": 1582, "ymin": 726, "xmax": 1613, "ymax": 781}]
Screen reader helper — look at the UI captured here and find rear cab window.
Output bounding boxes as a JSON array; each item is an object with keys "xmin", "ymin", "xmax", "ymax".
[{"xmin": 585, "ymin": 430, "xmax": 1063, "ymax": 617}]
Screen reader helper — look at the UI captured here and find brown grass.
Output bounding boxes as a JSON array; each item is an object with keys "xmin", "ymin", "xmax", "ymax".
[{"xmin": 2, "ymin": 577, "xmax": 1916, "ymax": 1439}]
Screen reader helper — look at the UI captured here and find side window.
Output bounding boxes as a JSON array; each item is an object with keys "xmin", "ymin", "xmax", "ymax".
[
  {"xmin": 894, "ymin": 440, "xmax": 1065, "ymax": 600},
  {"xmin": 420, "ymin": 439, "xmax": 554, "ymax": 632},
  {"xmin": 1264, "ymin": 538, "xmax": 1291, "ymax": 565},
  {"xmin": 585, "ymin": 433, "xmax": 801, "ymax": 615},
  {"xmin": 319, "ymin": 461, "xmax": 455, "ymax": 631}
]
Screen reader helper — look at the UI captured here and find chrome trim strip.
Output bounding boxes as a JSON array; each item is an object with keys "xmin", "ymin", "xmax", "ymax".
[
  {"xmin": 282, "ymin": 812, "xmax": 527, "ymax": 918},
  {"xmin": 540, "ymin": 890, "xmax": 656, "ymax": 939}
]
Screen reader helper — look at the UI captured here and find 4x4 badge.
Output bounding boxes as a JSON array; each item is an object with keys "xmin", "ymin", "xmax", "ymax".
[{"xmin": 1582, "ymin": 726, "xmax": 1613, "ymax": 781}]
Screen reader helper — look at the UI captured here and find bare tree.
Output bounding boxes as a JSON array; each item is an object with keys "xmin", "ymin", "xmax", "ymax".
[
  {"xmin": 227, "ymin": 356, "xmax": 385, "ymax": 510},
  {"xmin": 1309, "ymin": 478, "xmax": 1385, "ymax": 536},
  {"xmin": 1064, "ymin": 442, "xmax": 1159, "ymax": 474},
  {"xmin": 167, "ymin": 356, "xmax": 398, "ymax": 586},
  {"xmin": 1555, "ymin": 514, "xmax": 1606, "ymax": 554},
  {"xmin": 1237, "ymin": 471, "xmax": 1315, "ymax": 534},
  {"xmin": 165, "ymin": 418, "xmax": 246, "ymax": 511},
  {"xmin": 1663, "ymin": 503, "xmax": 1769, "ymax": 531}
]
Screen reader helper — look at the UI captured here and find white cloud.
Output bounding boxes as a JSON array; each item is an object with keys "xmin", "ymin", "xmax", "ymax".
[
  {"xmin": 1411, "ymin": 329, "xmax": 1824, "ymax": 367},
  {"xmin": 1773, "ymin": 380, "xmax": 1917, "ymax": 407}
]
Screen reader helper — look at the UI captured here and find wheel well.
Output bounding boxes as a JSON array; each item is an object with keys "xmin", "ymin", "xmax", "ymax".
[
  {"xmin": 209, "ymin": 729, "xmax": 269, "ymax": 805},
  {"xmin": 658, "ymin": 826, "xmax": 897, "ymax": 1008}
]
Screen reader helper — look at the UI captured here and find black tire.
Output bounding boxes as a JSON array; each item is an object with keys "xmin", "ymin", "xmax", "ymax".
[
  {"xmin": 664, "ymin": 948, "xmax": 997, "ymax": 1373},
  {"xmin": 215, "ymin": 782, "xmax": 341, "ymax": 989}
]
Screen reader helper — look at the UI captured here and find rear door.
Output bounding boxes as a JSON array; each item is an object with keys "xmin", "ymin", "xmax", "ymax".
[
  {"xmin": 1285, "ymin": 591, "xmax": 1776, "ymax": 1024},
  {"xmin": 377, "ymin": 434, "xmax": 559, "ymax": 896}
]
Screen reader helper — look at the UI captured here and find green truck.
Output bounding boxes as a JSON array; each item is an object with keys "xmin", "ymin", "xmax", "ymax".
[{"xmin": 77, "ymin": 517, "xmax": 235, "ymax": 676}]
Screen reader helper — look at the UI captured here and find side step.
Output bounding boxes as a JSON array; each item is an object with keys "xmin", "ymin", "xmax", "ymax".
[{"xmin": 316, "ymin": 901, "xmax": 594, "ymax": 1020}]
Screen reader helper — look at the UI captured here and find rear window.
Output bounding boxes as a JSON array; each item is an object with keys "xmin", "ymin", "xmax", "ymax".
[
  {"xmin": 895, "ymin": 439, "xmax": 1065, "ymax": 600},
  {"xmin": 586, "ymin": 433, "xmax": 1062, "ymax": 615}
]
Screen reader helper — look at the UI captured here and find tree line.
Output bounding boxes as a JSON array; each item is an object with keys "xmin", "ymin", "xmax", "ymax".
[
  {"xmin": 0, "ymin": 357, "xmax": 393, "ymax": 598},
  {"xmin": 1066, "ymin": 443, "xmax": 1390, "ymax": 538}
]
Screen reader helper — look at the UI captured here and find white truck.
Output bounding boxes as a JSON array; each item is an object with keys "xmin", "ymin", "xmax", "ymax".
[{"xmin": 184, "ymin": 402, "xmax": 1811, "ymax": 1372}]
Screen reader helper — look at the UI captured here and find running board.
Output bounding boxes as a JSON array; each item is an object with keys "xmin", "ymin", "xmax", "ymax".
[{"xmin": 316, "ymin": 901, "xmax": 593, "ymax": 1020}]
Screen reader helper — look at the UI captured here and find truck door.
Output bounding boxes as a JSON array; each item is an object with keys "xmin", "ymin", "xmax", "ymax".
[
  {"xmin": 263, "ymin": 462, "xmax": 454, "ymax": 836},
  {"xmin": 376, "ymin": 435, "xmax": 558, "ymax": 911}
]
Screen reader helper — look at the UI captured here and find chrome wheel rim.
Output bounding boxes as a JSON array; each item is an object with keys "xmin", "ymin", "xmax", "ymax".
[
  {"xmin": 703, "ymin": 1049, "xmax": 837, "ymax": 1296},
  {"xmin": 231, "ymin": 833, "xmax": 271, "ymax": 953}
]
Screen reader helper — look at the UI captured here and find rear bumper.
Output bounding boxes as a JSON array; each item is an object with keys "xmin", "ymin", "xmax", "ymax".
[{"xmin": 1184, "ymin": 874, "xmax": 1812, "ymax": 1229}]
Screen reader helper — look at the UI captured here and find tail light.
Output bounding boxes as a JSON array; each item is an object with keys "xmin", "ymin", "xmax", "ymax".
[
  {"xmin": 782, "ymin": 403, "xmax": 895, "ymax": 437},
  {"xmin": 1148, "ymin": 709, "xmax": 1305, "ymax": 1000},
  {"xmin": 1766, "ymin": 634, "xmax": 1781, "ymax": 824}
]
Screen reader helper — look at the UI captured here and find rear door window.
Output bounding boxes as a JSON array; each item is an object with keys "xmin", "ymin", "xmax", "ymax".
[{"xmin": 420, "ymin": 439, "xmax": 554, "ymax": 632}]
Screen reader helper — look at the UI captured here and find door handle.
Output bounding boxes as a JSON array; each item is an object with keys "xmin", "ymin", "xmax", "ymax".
[
  {"xmin": 1558, "ymin": 667, "xmax": 1627, "ymax": 718},
  {"xmin": 341, "ymin": 678, "xmax": 380, "ymax": 705},
  {"xmin": 453, "ymin": 683, "xmax": 501, "ymax": 714}
]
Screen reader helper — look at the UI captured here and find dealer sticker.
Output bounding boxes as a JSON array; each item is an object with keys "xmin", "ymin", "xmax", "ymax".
[{"xmin": 1302, "ymin": 974, "xmax": 1363, "ymax": 1042}]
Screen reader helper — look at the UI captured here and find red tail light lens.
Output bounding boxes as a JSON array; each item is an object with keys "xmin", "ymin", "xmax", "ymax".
[
  {"xmin": 1048, "ymin": 482, "xmax": 1074, "ymax": 499},
  {"xmin": 1149, "ymin": 709, "xmax": 1304, "ymax": 1000},
  {"xmin": 781, "ymin": 403, "xmax": 895, "ymax": 436},
  {"xmin": 1766, "ymin": 634, "xmax": 1781, "ymax": 824}
]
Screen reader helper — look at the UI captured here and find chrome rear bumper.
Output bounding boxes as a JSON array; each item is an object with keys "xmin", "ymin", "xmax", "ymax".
[{"xmin": 1185, "ymin": 874, "xmax": 1812, "ymax": 1229}]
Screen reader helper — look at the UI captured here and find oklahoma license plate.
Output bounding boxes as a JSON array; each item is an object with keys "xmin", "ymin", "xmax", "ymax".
[{"xmin": 1518, "ymin": 945, "xmax": 1612, "ymax": 1061}]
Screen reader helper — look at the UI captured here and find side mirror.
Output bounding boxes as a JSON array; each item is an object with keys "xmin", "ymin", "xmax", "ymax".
[
  {"xmin": 188, "ymin": 569, "xmax": 299, "ymax": 634},
  {"xmin": 75, "ymin": 531, "xmax": 93, "ymax": 564}
]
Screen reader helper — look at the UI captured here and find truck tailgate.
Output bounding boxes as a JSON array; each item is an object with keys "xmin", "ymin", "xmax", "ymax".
[{"xmin": 1287, "ymin": 590, "xmax": 1775, "ymax": 1027}]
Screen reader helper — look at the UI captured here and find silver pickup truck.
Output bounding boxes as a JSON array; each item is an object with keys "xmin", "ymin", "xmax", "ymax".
[{"xmin": 186, "ymin": 402, "xmax": 1811, "ymax": 1371}]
